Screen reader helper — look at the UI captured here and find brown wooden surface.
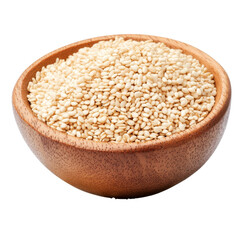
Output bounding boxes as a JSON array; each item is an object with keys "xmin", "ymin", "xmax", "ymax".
[{"xmin": 12, "ymin": 34, "xmax": 231, "ymax": 198}]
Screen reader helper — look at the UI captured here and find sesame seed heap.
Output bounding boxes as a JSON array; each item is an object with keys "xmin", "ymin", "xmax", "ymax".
[{"xmin": 27, "ymin": 37, "xmax": 216, "ymax": 143}]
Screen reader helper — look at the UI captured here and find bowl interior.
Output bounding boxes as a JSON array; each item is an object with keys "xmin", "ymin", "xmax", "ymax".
[{"xmin": 13, "ymin": 34, "xmax": 231, "ymax": 152}]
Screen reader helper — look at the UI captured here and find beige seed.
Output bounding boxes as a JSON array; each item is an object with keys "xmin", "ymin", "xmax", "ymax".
[
  {"xmin": 132, "ymin": 112, "xmax": 138, "ymax": 118},
  {"xmin": 98, "ymin": 116, "xmax": 107, "ymax": 123},
  {"xmin": 82, "ymin": 110, "xmax": 89, "ymax": 115},
  {"xmin": 179, "ymin": 123, "xmax": 186, "ymax": 131},
  {"xmin": 125, "ymin": 82, "xmax": 131, "ymax": 89},
  {"xmin": 154, "ymin": 127, "xmax": 162, "ymax": 133},
  {"xmin": 127, "ymin": 120, "xmax": 135, "ymax": 126},
  {"xmin": 180, "ymin": 98, "xmax": 188, "ymax": 107},
  {"xmin": 181, "ymin": 109, "xmax": 188, "ymax": 117},
  {"xmin": 144, "ymin": 108, "xmax": 150, "ymax": 113},
  {"xmin": 130, "ymin": 135, "xmax": 137, "ymax": 142},
  {"xmin": 131, "ymin": 65, "xmax": 138, "ymax": 72},
  {"xmin": 135, "ymin": 92, "xmax": 142, "ymax": 98}
]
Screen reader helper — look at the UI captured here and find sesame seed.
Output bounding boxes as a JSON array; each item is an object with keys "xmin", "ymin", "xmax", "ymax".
[
  {"xmin": 153, "ymin": 127, "xmax": 162, "ymax": 133},
  {"xmin": 132, "ymin": 112, "xmax": 139, "ymax": 118},
  {"xmin": 180, "ymin": 98, "xmax": 188, "ymax": 107}
]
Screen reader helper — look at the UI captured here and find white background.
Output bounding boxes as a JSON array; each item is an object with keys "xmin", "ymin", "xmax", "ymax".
[{"xmin": 1, "ymin": 0, "xmax": 239, "ymax": 239}]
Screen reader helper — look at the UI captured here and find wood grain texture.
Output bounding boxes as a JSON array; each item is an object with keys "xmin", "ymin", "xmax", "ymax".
[{"xmin": 12, "ymin": 34, "xmax": 231, "ymax": 198}]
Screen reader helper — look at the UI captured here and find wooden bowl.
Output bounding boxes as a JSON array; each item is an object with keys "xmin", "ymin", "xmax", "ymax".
[{"xmin": 12, "ymin": 34, "xmax": 231, "ymax": 198}]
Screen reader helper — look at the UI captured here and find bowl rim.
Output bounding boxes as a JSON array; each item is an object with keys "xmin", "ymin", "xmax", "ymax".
[{"xmin": 12, "ymin": 34, "xmax": 231, "ymax": 152}]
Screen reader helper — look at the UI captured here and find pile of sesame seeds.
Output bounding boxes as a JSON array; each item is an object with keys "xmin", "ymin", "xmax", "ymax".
[{"xmin": 27, "ymin": 37, "xmax": 216, "ymax": 143}]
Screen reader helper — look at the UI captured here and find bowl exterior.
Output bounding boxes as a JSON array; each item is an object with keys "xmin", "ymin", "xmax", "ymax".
[{"xmin": 13, "ymin": 103, "xmax": 230, "ymax": 198}]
